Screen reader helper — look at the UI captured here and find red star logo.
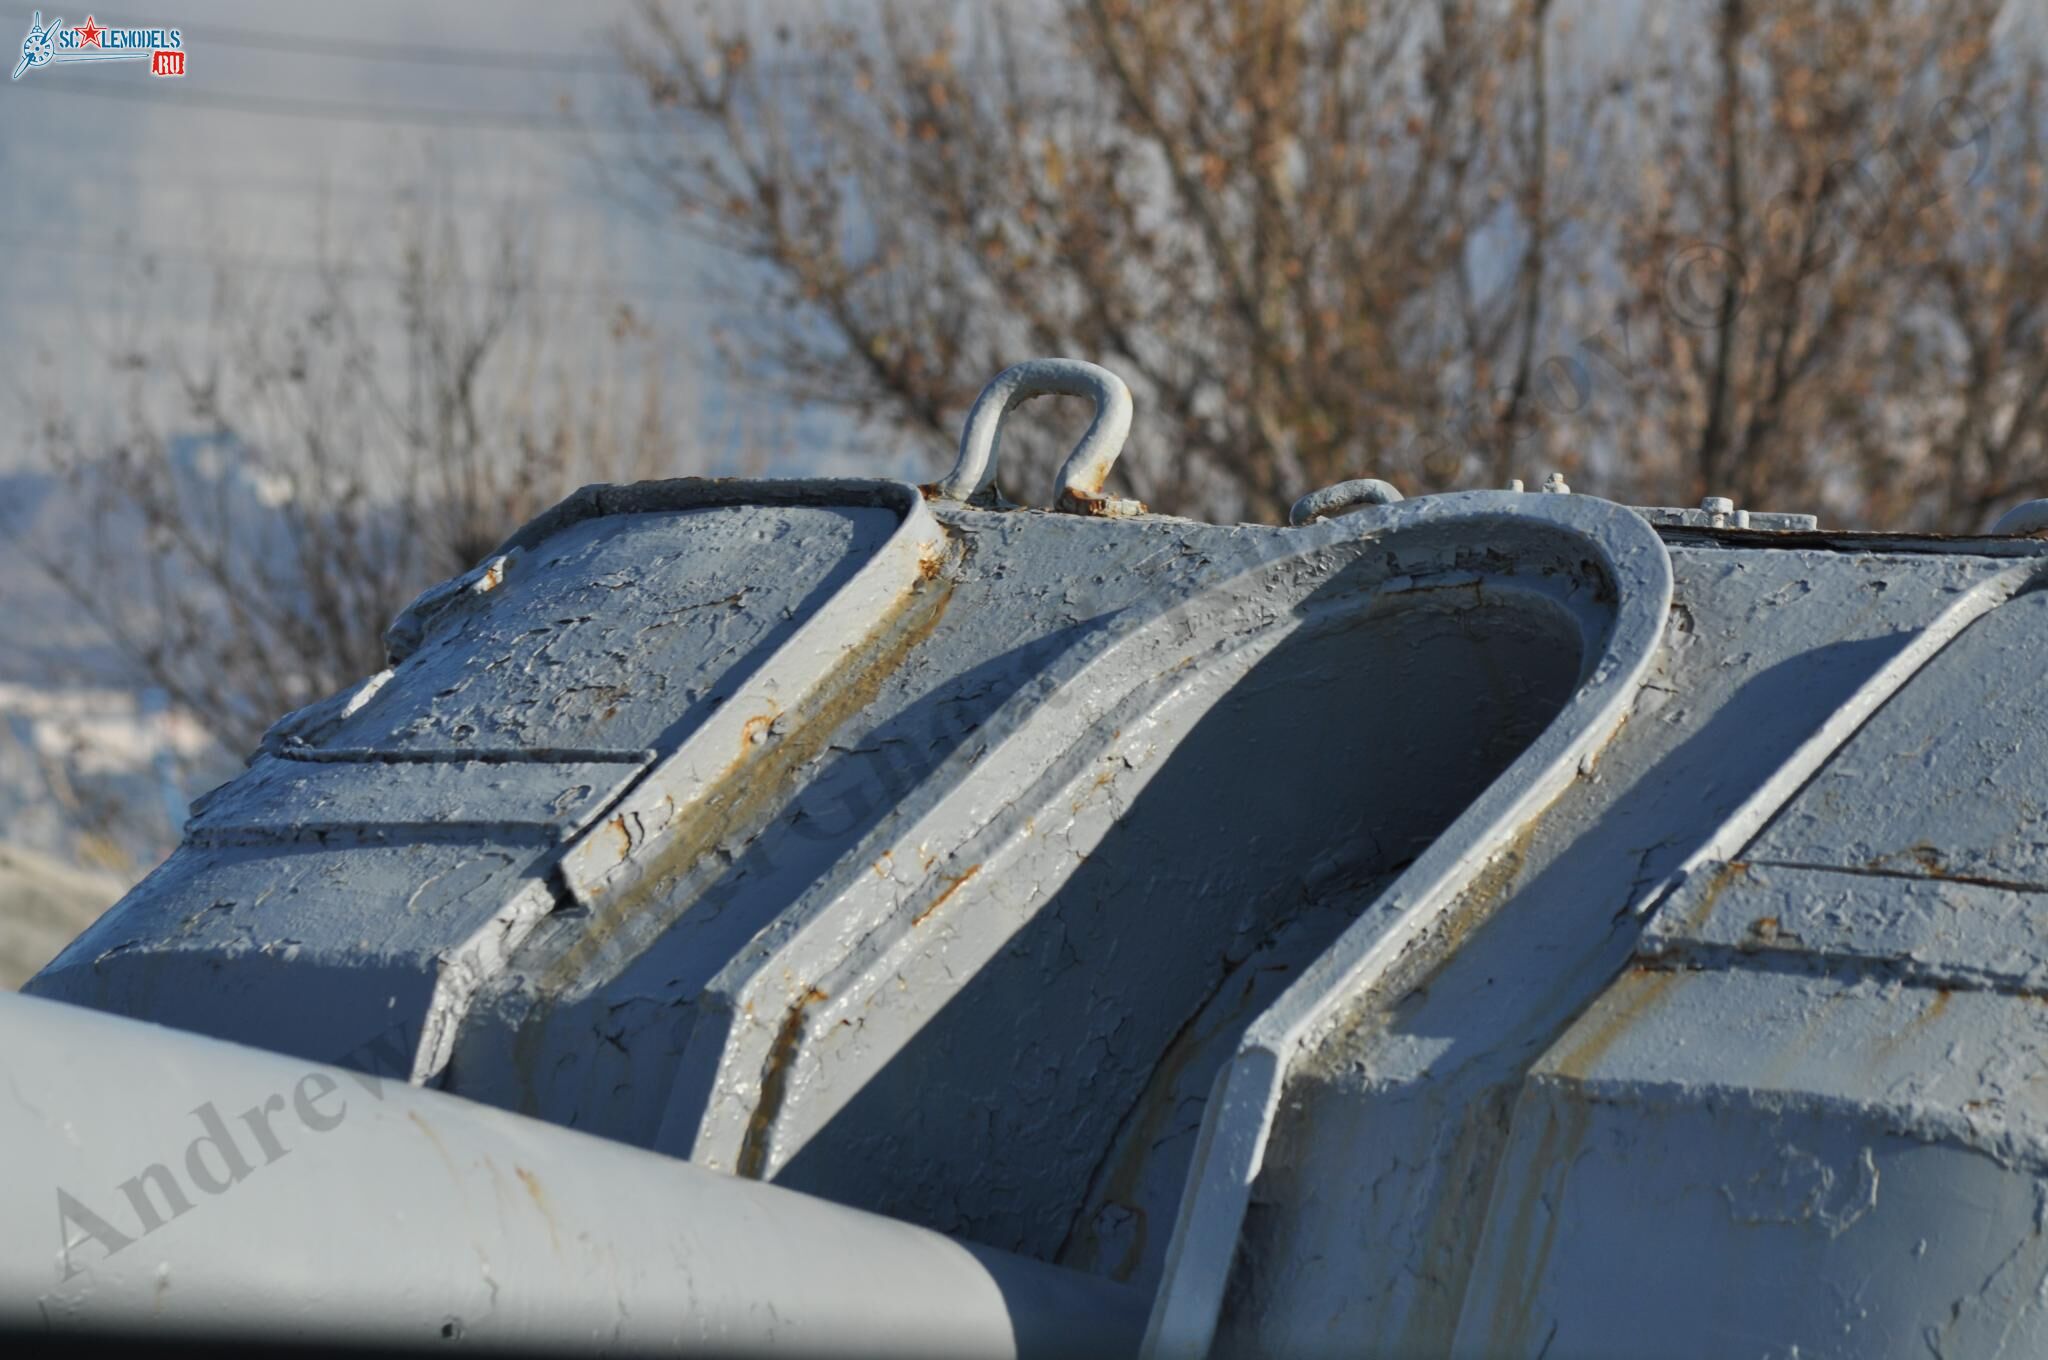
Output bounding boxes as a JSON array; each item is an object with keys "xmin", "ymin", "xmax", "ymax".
[{"xmin": 76, "ymin": 16, "xmax": 102, "ymax": 47}]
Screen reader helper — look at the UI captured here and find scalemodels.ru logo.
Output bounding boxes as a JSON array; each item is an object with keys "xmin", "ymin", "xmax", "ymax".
[{"xmin": 13, "ymin": 10, "xmax": 185, "ymax": 80}]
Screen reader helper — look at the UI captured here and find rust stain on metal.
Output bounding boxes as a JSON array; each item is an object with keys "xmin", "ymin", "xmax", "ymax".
[
  {"xmin": 536, "ymin": 553, "xmax": 958, "ymax": 992},
  {"xmin": 737, "ymin": 986, "xmax": 830, "ymax": 1180},
  {"xmin": 1856, "ymin": 842, "xmax": 2036, "ymax": 893},
  {"xmin": 1389, "ymin": 1086, "xmax": 1520, "ymax": 1356},
  {"xmin": 1680, "ymin": 859, "xmax": 1750, "ymax": 935},
  {"xmin": 1866, "ymin": 842, "xmax": 1949, "ymax": 877},
  {"xmin": 1311, "ymin": 803, "xmax": 1567, "ymax": 1062},
  {"xmin": 1061, "ymin": 967, "xmax": 1271, "ymax": 1282},
  {"xmin": 1550, "ymin": 966, "xmax": 1682, "ymax": 1083},
  {"xmin": 1399, "ymin": 800, "xmax": 1558, "ymax": 992},
  {"xmin": 1449, "ymin": 819, "xmax": 1540, "ymax": 939},
  {"xmin": 911, "ymin": 864, "xmax": 981, "ymax": 927},
  {"xmin": 514, "ymin": 1164, "xmax": 563, "ymax": 1252},
  {"xmin": 1073, "ymin": 766, "xmax": 1122, "ymax": 815},
  {"xmin": 1875, "ymin": 986, "xmax": 1953, "ymax": 1059},
  {"xmin": 1056, "ymin": 487, "xmax": 1149, "ymax": 518},
  {"xmin": 1480, "ymin": 1093, "xmax": 1594, "ymax": 1352},
  {"xmin": 740, "ymin": 710, "xmax": 779, "ymax": 750},
  {"xmin": 406, "ymin": 1110, "xmax": 462, "ymax": 1179}
]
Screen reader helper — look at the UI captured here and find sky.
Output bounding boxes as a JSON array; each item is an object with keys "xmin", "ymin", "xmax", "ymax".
[
  {"xmin": 1, "ymin": 3, "xmax": 648, "ymax": 348},
  {"xmin": 0, "ymin": 2, "xmax": 873, "ymax": 878},
  {"xmin": 0, "ymin": 0, "xmax": 874, "ymax": 476},
  {"xmin": 0, "ymin": 0, "xmax": 892, "ymax": 629}
]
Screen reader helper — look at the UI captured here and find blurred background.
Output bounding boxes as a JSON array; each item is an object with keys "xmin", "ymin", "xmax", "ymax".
[{"xmin": 1, "ymin": 0, "xmax": 2044, "ymax": 982}]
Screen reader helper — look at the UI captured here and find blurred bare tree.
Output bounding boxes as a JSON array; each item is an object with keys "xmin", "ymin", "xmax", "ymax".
[
  {"xmin": 618, "ymin": 0, "xmax": 2048, "ymax": 529},
  {"xmin": 17, "ymin": 192, "xmax": 685, "ymax": 754},
  {"xmin": 618, "ymin": 0, "xmax": 1565, "ymax": 521},
  {"xmin": 1603, "ymin": 0, "xmax": 2048, "ymax": 530}
]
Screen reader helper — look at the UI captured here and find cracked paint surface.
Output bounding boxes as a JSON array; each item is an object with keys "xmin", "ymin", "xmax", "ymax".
[{"xmin": 25, "ymin": 473, "xmax": 2048, "ymax": 1359}]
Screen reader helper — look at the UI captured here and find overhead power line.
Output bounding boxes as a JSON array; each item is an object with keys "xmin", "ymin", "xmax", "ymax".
[
  {"xmin": 188, "ymin": 21, "xmax": 821, "ymax": 84},
  {"xmin": 0, "ymin": 230, "xmax": 718, "ymax": 309},
  {"xmin": 25, "ymin": 69, "xmax": 830, "ymax": 135},
  {"xmin": 27, "ymin": 79, "xmax": 609, "ymax": 132},
  {"xmin": 194, "ymin": 21, "xmax": 626, "ymax": 75}
]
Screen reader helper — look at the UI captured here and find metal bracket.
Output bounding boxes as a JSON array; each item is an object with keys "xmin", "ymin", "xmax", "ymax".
[{"xmin": 1632, "ymin": 496, "xmax": 1818, "ymax": 531}]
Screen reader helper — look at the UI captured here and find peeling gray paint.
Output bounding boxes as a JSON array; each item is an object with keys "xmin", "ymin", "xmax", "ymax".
[{"xmin": 20, "ymin": 454, "xmax": 2048, "ymax": 1357}]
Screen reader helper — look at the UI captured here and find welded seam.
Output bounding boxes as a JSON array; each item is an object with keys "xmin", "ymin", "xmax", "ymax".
[
  {"xmin": 1622, "ymin": 564, "xmax": 2046, "ymax": 921},
  {"xmin": 272, "ymin": 746, "xmax": 656, "ymax": 765},
  {"xmin": 398, "ymin": 480, "xmax": 942, "ymax": 1086},
  {"xmin": 1140, "ymin": 496, "xmax": 1675, "ymax": 1360},
  {"xmin": 1739, "ymin": 857, "xmax": 2048, "ymax": 899},
  {"xmin": 1637, "ymin": 938, "xmax": 2048, "ymax": 1001}
]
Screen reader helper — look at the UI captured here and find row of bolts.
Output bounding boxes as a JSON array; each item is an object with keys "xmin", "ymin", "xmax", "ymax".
[{"xmin": 1510, "ymin": 474, "xmax": 1752, "ymax": 527}]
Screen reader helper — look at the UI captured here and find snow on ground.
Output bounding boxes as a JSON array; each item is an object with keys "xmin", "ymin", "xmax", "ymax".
[
  {"xmin": 0, "ymin": 674, "xmax": 234, "ymax": 986},
  {"xmin": 0, "ymin": 502, "xmax": 240, "ymax": 984},
  {"xmin": 0, "ymin": 843, "xmax": 127, "ymax": 989}
]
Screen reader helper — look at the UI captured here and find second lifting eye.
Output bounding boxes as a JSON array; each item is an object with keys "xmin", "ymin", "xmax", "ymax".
[{"xmin": 1289, "ymin": 479, "xmax": 1405, "ymax": 526}]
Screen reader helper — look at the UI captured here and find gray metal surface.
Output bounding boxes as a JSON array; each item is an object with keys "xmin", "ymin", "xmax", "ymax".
[
  {"xmin": 21, "ymin": 357, "xmax": 2048, "ymax": 1357},
  {"xmin": 31, "ymin": 481, "xmax": 932, "ymax": 1082},
  {"xmin": 1180, "ymin": 549, "xmax": 2031, "ymax": 1359},
  {"xmin": 1287, "ymin": 477, "xmax": 1403, "ymax": 526},
  {"xmin": 0, "ymin": 989, "xmax": 1142, "ymax": 1357},
  {"xmin": 1445, "ymin": 580, "xmax": 2048, "ymax": 1356},
  {"xmin": 1993, "ymin": 497, "xmax": 2048, "ymax": 535}
]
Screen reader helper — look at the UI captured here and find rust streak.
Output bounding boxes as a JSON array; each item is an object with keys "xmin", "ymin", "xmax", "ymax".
[
  {"xmin": 1875, "ymin": 986, "xmax": 1953, "ymax": 1058},
  {"xmin": 535, "ymin": 549, "xmax": 958, "ymax": 991},
  {"xmin": 912, "ymin": 864, "xmax": 982, "ymax": 927},
  {"xmin": 1549, "ymin": 966, "xmax": 1683, "ymax": 1083},
  {"xmin": 738, "ymin": 987, "xmax": 829, "ymax": 1180},
  {"xmin": 1056, "ymin": 487, "xmax": 1149, "ymax": 518},
  {"xmin": 514, "ymin": 1165, "xmax": 562, "ymax": 1252},
  {"xmin": 1682, "ymin": 859, "xmax": 1750, "ymax": 935}
]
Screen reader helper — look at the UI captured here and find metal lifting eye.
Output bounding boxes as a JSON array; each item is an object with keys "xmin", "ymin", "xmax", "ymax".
[
  {"xmin": 1288, "ymin": 478, "xmax": 1404, "ymax": 526},
  {"xmin": 1992, "ymin": 500, "xmax": 2048, "ymax": 536},
  {"xmin": 934, "ymin": 358, "xmax": 1144, "ymax": 517}
]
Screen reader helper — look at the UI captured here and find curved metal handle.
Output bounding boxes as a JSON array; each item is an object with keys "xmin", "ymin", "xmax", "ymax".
[
  {"xmin": 935, "ymin": 358, "xmax": 1142, "ymax": 516},
  {"xmin": 1288, "ymin": 478, "xmax": 1404, "ymax": 526}
]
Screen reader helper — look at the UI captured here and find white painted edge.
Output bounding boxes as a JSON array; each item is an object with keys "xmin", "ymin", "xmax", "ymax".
[
  {"xmin": 555, "ymin": 481, "xmax": 942, "ymax": 907},
  {"xmin": 670, "ymin": 495, "xmax": 1636, "ymax": 1175},
  {"xmin": 1140, "ymin": 492, "xmax": 1676, "ymax": 1360},
  {"xmin": 1625, "ymin": 564, "xmax": 2044, "ymax": 916},
  {"xmin": 414, "ymin": 876, "xmax": 563, "ymax": 1083},
  {"xmin": 402, "ymin": 479, "xmax": 941, "ymax": 1083}
]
